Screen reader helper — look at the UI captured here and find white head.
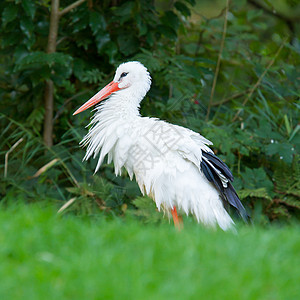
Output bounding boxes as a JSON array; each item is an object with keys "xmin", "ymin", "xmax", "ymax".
[
  {"xmin": 73, "ymin": 61, "xmax": 151, "ymax": 115},
  {"xmin": 114, "ymin": 61, "xmax": 151, "ymax": 98}
]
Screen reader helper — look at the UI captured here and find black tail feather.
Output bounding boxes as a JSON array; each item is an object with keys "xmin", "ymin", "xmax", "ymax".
[
  {"xmin": 223, "ymin": 182, "xmax": 249, "ymax": 221},
  {"xmin": 201, "ymin": 151, "xmax": 250, "ymax": 222}
]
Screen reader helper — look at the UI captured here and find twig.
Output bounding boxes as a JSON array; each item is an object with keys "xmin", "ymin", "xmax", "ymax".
[
  {"xmin": 29, "ymin": 158, "xmax": 59, "ymax": 179},
  {"xmin": 169, "ymin": 84, "xmax": 173, "ymax": 99},
  {"xmin": 59, "ymin": 0, "xmax": 87, "ymax": 17},
  {"xmin": 1, "ymin": 113, "xmax": 80, "ymax": 188},
  {"xmin": 56, "ymin": 36, "xmax": 68, "ymax": 47},
  {"xmin": 191, "ymin": 5, "xmax": 227, "ymax": 22},
  {"xmin": 4, "ymin": 138, "xmax": 24, "ymax": 178},
  {"xmin": 231, "ymin": 38, "xmax": 287, "ymax": 122},
  {"xmin": 194, "ymin": 30, "xmax": 205, "ymax": 59},
  {"xmin": 247, "ymin": 0, "xmax": 298, "ymax": 37},
  {"xmin": 211, "ymin": 89, "xmax": 251, "ymax": 106},
  {"xmin": 53, "ymin": 90, "xmax": 88, "ymax": 122},
  {"xmin": 57, "ymin": 197, "xmax": 77, "ymax": 214},
  {"xmin": 206, "ymin": 0, "xmax": 229, "ymax": 121},
  {"xmin": 43, "ymin": 143, "xmax": 80, "ymax": 188}
]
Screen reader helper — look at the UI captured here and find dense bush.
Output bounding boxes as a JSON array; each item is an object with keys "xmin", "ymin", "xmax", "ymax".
[{"xmin": 0, "ymin": 0, "xmax": 299, "ymax": 223}]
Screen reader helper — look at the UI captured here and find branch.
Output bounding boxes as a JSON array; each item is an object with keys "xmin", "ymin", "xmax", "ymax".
[
  {"xmin": 247, "ymin": 0, "xmax": 299, "ymax": 35},
  {"xmin": 56, "ymin": 36, "xmax": 69, "ymax": 47},
  {"xmin": 194, "ymin": 29, "xmax": 205, "ymax": 59},
  {"xmin": 4, "ymin": 138, "xmax": 24, "ymax": 178},
  {"xmin": 53, "ymin": 90, "xmax": 89, "ymax": 121},
  {"xmin": 211, "ymin": 89, "xmax": 251, "ymax": 107},
  {"xmin": 191, "ymin": 5, "xmax": 227, "ymax": 22},
  {"xmin": 59, "ymin": 0, "xmax": 87, "ymax": 17},
  {"xmin": 29, "ymin": 158, "xmax": 59, "ymax": 179},
  {"xmin": 57, "ymin": 198, "xmax": 77, "ymax": 214},
  {"xmin": 231, "ymin": 38, "xmax": 287, "ymax": 122},
  {"xmin": 47, "ymin": 0, "xmax": 59, "ymax": 54},
  {"xmin": 206, "ymin": 0, "xmax": 229, "ymax": 121}
]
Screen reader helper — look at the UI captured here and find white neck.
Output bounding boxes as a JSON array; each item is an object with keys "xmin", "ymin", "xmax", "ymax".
[
  {"xmin": 81, "ymin": 91, "xmax": 143, "ymax": 172},
  {"xmin": 97, "ymin": 91, "xmax": 142, "ymax": 120}
]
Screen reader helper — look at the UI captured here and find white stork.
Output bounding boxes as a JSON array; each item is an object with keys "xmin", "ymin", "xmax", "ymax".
[{"xmin": 74, "ymin": 61, "xmax": 248, "ymax": 230}]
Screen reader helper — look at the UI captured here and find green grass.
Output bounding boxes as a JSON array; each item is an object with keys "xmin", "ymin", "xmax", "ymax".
[{"xmin": 0, "ymin": 204, "xmax": 300, "ymax": 300}]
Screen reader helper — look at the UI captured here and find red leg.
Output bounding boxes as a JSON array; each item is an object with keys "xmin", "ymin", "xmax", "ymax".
[{"xmin": 171, "ymin": 206, "xmax": 183, "ymax": 230}]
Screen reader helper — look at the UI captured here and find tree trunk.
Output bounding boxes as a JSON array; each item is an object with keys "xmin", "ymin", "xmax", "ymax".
[
  {"xmin": 43, "ymin": 0, "xmax": 60, "ymax": 147},
  {"xmin": 43, "ymin": 0, "xmax": 86, "ymax": 147},
  {"xmin": 44, "ymin": 80, "xmax": 55, "ymax": 147}
]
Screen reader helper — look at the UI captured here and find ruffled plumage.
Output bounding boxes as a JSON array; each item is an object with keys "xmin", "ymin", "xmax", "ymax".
[{"xmin": 77, "ymin": 61, "xmax": 248, "ymax": 230}]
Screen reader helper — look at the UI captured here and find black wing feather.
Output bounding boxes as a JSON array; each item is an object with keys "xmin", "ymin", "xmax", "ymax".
[
  {"xmin": 200, "ymin": 160, "xmax": 224, "ymax": 192},
  {"xmin": 224, "ymin": 182, "xmax": 248, "ymax": 216},
  {"xmin": 201, "ymin": 151, "xmax": 249, "ymax": 221},
  {"xmin": 202, "ymin": 151, "xmax": 234, "ymax": 181}
]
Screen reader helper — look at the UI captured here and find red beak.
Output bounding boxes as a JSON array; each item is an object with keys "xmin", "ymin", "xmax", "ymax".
[{"xmin": 73, "ymin": 81, "xmax": 120, "ymax": 115}]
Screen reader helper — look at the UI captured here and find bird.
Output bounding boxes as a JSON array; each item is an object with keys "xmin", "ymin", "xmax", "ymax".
[{"xmin": 73, "ymin": 61, "xmax": 248, "ymax": 230}]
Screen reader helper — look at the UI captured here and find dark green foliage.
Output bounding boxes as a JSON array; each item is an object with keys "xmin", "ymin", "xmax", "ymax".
[{"xmin": 0, "ymin": 0, "xmax": 299, "ymax": 223}]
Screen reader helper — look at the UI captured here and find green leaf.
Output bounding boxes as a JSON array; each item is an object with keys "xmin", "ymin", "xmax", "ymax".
[
  {"xmin": 95, "ymin": 33, "xmax": 110, "ymax": 53},
  {"xmin": 156, "ymin": 25, "xmax": 177, "ymax": 40},
  {"xmin": 174, "ymin": 1, "xmax": 191, "ymax": 17},
  {"xmin": 113, "ymin": 2, "xmax": 134, "ymax": 17},
  {"xmin": 2, "ymin": 5, "xmax": 18, "ymax": 26},
  {"xmin": 80, "ymin": 69, "xmax": 105, "ymax": 84},
  {"xmin": 184, "ymin": 0, "xmax": 195, "ymax": 5},
  {"xmin": 0, "ymin": 32, "xmax": 21, "ymax": 47},
  {"xmin": 26, "ymin": 107, "xmax": 45, "ymax": 133},
  {"xmin": 103, "ymin": 41, "xmax": 118, "ymax": 64},
  {"xmin": 161, "ymin": 11, "xmax": 180, "ymax": 30},
  {"xmin": 29, "ymin": 66, "xmax": 52, "ymax": 85},
  {"xmin": 266, "ymin": 142, "xmax": 295, "ymax": 164},
  {"xmin": 270, "ymin": 205, "xmax": 290, "ymax": 219},
  {"xmin": 133, "ymin": 49, "xmax": 162, "ymax": 71},
  {"xmin": 136, "ymin": 15, "xmax": 147, "ymax": 36},
  {"xmin": 20, "ymin": 17, "xmax": 34, "ymax": 38},
  {"xmin": 284, "ymin": 114, "xmax": 291, "ymax": 135},
  {"xmin": 73, "ymin": 58, "xmax": 86, "ymax": 80},
  {"xmin": 15, "ymin": 52, "xmax": 73, "ymax": 74},
  {"xmin": 241, "ymin": 167, "xmax": 273, "ymax": 192},
  {"xmin": 117, "ymin": 34, "xmax": 139, "ymax": 56},
  {"xmin": 246, "ymin": 9, "xmax": 263, "ymax": 21},
  {"xmin": 131, "ymin": 196, "xmax": 164, "ymax": 224},
  {"xmin": 13, "ymin": 46, "xmax": 29, "ymax": 64},
  {"xmin": 89, "ymin": 11, "xmax": 106, "ymax": 35},
  {"xmin": 15, "ymin": 51, "xmax": 48, "ymax": 71},
  {"xmin": 66, "ymin": 187, "xmax": 82, "ymax": 196},
  {"xmin": 289, "ymin": 125, "xmax": 300, "ymax": 142},
  {"xmin": 283, "ymin": 197, "xmax": 300, "ymax": 209},
  {"xmin": 22, "ymin": 0, "xmax": 36, "ymax": 19},
  {"xmin": 71, "ymin": 9, "xmax": 89, "ymax": 33},
  {"xmin": 238, "ymin": 188, "xmax": 271, "ymax": 201},
  {"xmin": 48, "ymin": 52, "xmax": 73, "ymax": 67}
]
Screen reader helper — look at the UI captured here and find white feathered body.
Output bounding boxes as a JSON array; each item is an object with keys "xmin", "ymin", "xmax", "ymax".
[{"xmin": 81, "ymin": 93, "xmax": 234, "ymax": 230}]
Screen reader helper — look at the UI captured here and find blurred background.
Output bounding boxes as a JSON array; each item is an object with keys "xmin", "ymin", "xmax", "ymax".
[{"xmin": 0, "ymin": 0, "xmax": 299, "ymax": 224}]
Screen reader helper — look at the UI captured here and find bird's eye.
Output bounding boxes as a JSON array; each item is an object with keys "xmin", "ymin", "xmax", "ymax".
[{"xmin": 120, "ymin": 72, "xmax": 128, "ymax": 78}]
